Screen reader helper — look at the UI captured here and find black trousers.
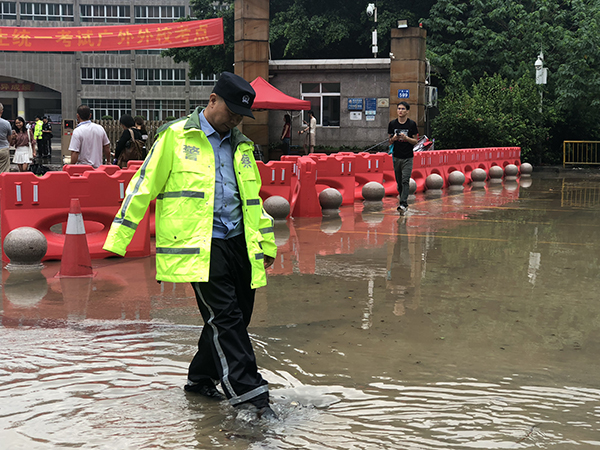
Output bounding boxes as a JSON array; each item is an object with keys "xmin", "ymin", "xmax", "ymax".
[{"xmin": 188, "ymin": 234, "xmax": 269, "ymax": 408}]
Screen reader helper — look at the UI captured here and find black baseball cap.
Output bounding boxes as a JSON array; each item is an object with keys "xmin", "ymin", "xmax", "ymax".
[{"xmin": 213, "ymin": 72, "xmax": 255, "ymax": 119}]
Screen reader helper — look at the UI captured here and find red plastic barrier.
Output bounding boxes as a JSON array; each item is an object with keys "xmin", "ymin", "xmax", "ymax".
[
  {"xmin": 0, "ymin": 170, "xmax": 150, "ymax": 262},
  {"xmin": 309, "ymin": 154, "xmax": 356, "ymax": 205},
  {"xmin": 291, "ymin": 157, "xmax": 321, "ymax": 217},
  {"xmin": 353, "ymin": 152, "xmax": 386, "ymax": 199},
  {"xmin": 257, "ymin": 160, "xmax": 299, "ymax": 204}
]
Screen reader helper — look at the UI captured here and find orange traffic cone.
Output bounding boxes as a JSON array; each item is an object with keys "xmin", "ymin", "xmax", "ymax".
[{"xmin": 58, "ymin": 198, "xmax": 94, "ymax": 277}]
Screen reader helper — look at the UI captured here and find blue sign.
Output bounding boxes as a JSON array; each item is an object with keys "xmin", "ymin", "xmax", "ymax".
[
  {"xmin": 348, "ymin": 98, "xmax": 364, "ymax": 111},
  {"xmin": 365, "ymin": 97, "xmax": 377, "ymax": 115},
  {"xmin": 398, "ymin": 89, "xmax": 410, "ymax": 99}
]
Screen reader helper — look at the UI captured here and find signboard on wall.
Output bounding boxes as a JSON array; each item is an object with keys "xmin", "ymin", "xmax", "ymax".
[
  {"xmin": 348, "ymin": 98, "xmax": 364, "ymax": 111},
  {"xmin": 350, "ymin": 112, "xmax": 362, "ymax": 120},
  {"xmin": 397, "ymin": 89, "xmax": 410, "ymax": 99},
  {"xmin": 365, "ymin": 97, "xmax": 377, "ymax": 115}
]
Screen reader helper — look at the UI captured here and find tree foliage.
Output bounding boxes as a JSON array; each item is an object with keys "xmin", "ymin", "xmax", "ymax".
[
  {"xmin": 423, "ymin": 0, "xmax": 600, "ymax": 160},
  {"xmin": 164, "ymin": 0, "xmax": 436, "ymax": 75},
  {"xmin": 163, "ymin": 0, "xmax": 234, "ymax": 76},
  {"xmin": 432, "ymin": 73, "xmax": 554, "ymax": 162}
]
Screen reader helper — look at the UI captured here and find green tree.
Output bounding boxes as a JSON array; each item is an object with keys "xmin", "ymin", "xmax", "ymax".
[
  {"xmin": 165, "ymin": 0, "xmax": 437, "ymax": 75},
  {"xmin": 432, "ymin": 73, "xmax": 555, "ymax": 163},
  {"xmin": 163, "ymin": 0, "xmax": 234, "ymax": 76},
  {"xmin": 423, "ymin": 0, "xmax": 600, "ymax": 160}
]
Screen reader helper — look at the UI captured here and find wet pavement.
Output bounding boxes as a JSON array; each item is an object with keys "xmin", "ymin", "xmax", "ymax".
[{"xmin": 2, "ymin": 170, "xmax": 600, "ymax": 449}]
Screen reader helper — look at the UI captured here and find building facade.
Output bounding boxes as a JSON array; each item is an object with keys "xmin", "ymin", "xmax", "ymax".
[
  {"xmin": 0, "ymin": 0, "xmax": 216, "ymax": 124},
  {"xmin": 268, "ymin": 58, "xmax": 392, "ymax": 152}
]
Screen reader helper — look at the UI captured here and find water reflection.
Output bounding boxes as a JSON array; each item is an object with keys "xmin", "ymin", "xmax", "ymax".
[{"xmin": 4, "ymin": 174, "xmax": 600, "ymax": 448}]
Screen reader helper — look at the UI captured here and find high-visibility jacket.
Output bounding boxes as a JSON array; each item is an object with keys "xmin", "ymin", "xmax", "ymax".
[
  {"xmin": 103, "ymin": 108, "xmax": 276, "ymax": 288},
  {"xmin": 33, "ymin": 120, "xmax": 43, "ymax": 140}
]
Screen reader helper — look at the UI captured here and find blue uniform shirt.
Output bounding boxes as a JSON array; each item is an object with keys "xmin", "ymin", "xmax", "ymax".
[{"xmin": 200, "ymin": 110, "xmax": 243, "ymax": 239}]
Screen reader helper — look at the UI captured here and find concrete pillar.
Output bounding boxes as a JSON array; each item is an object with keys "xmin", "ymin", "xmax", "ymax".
[
  {"xmin": 234, "ymin": 0, "xmax": 269, "ymax": 157},
  {"xmin": 17, "ymin": 91, "xmax": 25, "ymax": 117},
  {"xmin": 389, "ymin": 27, "xmax": 427, "ymax": 135}
]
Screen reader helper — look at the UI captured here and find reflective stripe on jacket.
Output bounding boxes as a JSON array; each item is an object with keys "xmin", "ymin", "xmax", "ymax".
[{"xmin": 103, "ymin": 108, "xmax": 276, "ymax": 288}]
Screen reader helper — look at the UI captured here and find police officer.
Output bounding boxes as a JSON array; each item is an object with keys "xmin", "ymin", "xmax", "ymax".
[{"xmin": 103, "ymin": 72, "xmax": 277, "ymax": 420}]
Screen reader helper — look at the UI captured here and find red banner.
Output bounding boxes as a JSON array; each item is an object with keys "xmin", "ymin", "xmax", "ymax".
[{"xmin": 0, "ymin": 18, "xmax": 223, "ymax": 52}]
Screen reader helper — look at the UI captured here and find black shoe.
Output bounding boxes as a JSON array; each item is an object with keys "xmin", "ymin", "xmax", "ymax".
[
  {"xmin": 184, "ymin": 381, "xmax": 226, "ymax": 400},
  {"xmin": 235, "ymin": 402, "xmax": 278, "ymax": 420}
]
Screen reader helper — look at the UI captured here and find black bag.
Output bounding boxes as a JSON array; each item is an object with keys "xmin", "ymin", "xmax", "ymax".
[
  {"xmin": 117, "ymin": 129, "xmax": 145, "ymax": 169},
  {"xmin": 30, "ymin": 156, "xmax": 50, "ymax": 175}
]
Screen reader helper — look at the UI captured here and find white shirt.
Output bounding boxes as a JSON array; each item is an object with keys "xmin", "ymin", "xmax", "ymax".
[{"xmin": 69, "ymin": 120, "xmax": 110, "ymax": 169}]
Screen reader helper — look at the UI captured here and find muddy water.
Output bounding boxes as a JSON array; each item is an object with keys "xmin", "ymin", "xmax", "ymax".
[{"xmin": 2, "ymin": 172, "xmax": 600, "ymax": 449}]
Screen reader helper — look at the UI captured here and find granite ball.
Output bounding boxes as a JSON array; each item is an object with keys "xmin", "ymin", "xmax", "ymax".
[
  {"xmin": 471, "ymin": 168, "xmax": 487, "ymax": 182},
  {"xmin": 409, "ymin": 178, "xmax": 417, "ymax": 194},
  {"xmin": 263, "ymin": 196, "xmax": 290, "ymax": 220},
  {"xmin": 489, "ymin": 165, "xmax": 504, "ymax": 179},
  {"xmin": 504, "ymin": 164, "xmax": 519, "ymax": 177},
  {"xmin": 520, "ymin": 162, "xmax": 533, "ymax": 175},
  {"xmin": 425, "ymin": 173, "xmax": 444, "ymax": 190},
  {"xmin": 319, "ymin": 188, "xmax": 343, "ymax": 210},
  {"xmin": 361, "ymin": 181, "xmax": 385, "ymax": 201},
  {"xmin": 448, "ymin": 170, "xmax": 465, "ymax": 186},
  {"xmin": 4, "ymin": 227, "xmax": 47, "ymax": 268}
]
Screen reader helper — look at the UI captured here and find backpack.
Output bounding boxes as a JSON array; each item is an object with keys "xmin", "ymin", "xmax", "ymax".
[{"xmin": 117, "ymin": 128, "xmax": 145, "ymax": 169}]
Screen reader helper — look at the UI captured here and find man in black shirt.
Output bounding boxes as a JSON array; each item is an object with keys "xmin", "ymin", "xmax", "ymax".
[{"xmin": 388, "ymin": 101, "xmax": 419, "ymax": 214}]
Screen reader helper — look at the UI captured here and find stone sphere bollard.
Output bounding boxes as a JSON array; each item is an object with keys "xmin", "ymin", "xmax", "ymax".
[
  {"xmin": 520, "ymin": 162, "xmax": 533, "ymax": 176},
  {"xmin": 319, "ymin": 187, "xmax": 343, "ymax": 211},
  {"xmin": 4, "ymin": 227, "xmax": 47, "ymax": 270},
  {"xmin": 471, "ymin": 168, "xmax": 487, "ymax": 182},
  {"xmin": 504, "ymin": 164, "xmax": 519, "ymax": 177},
  {"xmin": 425, "ymin": 173, "xmax": 444, "ymax": 190},
  {"xmin": 448, "ymin": 170, "xmax": 465, "ymax": 186},
  {"xmin": 263, "ymin": 195, "xmax": 290, "ymax": 220},
  {"xmin": 520, "ymin": 177, "xmax": 533, "ymax": 188},
  {"xmin": 489, "ymin": 165, "xmax": 504, "ymax": 179},
  {"xmin": 362, "ymin": 181, "xmax": 385, "ymax": 201},
  {"xmin": 409, "ymin": 178, "xmax": 417, "ymax": 194}
]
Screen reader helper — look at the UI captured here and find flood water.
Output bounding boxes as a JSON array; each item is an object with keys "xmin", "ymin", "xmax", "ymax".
[{"xmin": 2, "ymin": 171, "xmax": 600, "ymax": 449}]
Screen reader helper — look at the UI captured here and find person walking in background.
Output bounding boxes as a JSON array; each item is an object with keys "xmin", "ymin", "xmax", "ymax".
[
  {"xmin": 114, "ymin": 114, "xmax": 144, "ymax": 164},
  {"xmin": 134, "ymin": 115, "xmax": 149, "ymax": 156},
  {"xmin": 281, "ymin": 114, "xmax": 291, "ymax": 155},
  {"xmin": 33, "ymin": 115, "xmax": 43, "ymax": 156},
  {"xmin": 69, "ymin": 105, "xmax": 110, "ymax": 169},
  {"xmin": 103, "ymin": 72, "xmax": 277, "ymax": 421},
  {"xmin": 0, "ymin": 103, "xmax": 12, "ymax": 172},
  {"xmin": 11, "ymin": 116, "xmax": 35, "ymax": 172},
  {"xmin": 388, "ymin": 101, "xmax": 419, "ymax": 214},
  {"xmin": 298, "ymin": 110, "xmax": 316, "ymax": 154},
  {"xmin": 41, "ymin": 116, "xmax": 53, "ymax": 162}
]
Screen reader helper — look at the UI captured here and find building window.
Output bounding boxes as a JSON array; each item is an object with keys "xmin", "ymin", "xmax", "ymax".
[
  {"xmin": 82, "ymin": 99, "xmax": 131, "ymax": 120},
  {"xmin": 0, "ymin": 2, "xmax": 16, "ymax": 19},
  {"xmin": 301, "ymin": 82, "xmax": 341, "ymax": 127},
  {"xmin": 189, "ymin": 73, "xmax": 218, "ymax": 86},
  {"xmin": 135, "ymin": 49, "xmax": 164, "ymax": 55},
  {"xmin": 20, "ymin": 2, "xmax": 73, "ymax": 21},
  {"xmin": 135, "ymin": 69, "xmax": 185, "ymax": 86},
  {"xmin": 136, "ymin": 99, "xmax": 186, "ymax": 121},
  {"xmin": 134, "ymin": 6, "xmax": 185, "ymax": 23},
  {"xmin": 81, "ymin": 68, "xmax": 131, "ymax": 85},
  {"xmin": 190, "ymin": 101, "xmax": 209, "ymax": 113},
  {"xmin": 80, "ymin": 5, "xmax": 130, "ymax": 23}
]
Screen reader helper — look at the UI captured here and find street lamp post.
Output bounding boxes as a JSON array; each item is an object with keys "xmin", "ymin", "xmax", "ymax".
[
  {"xmin": 366, "ymin": 3, "xmax": 377, "ymax": 57},
  {"xmin": 534, "ymin": 52, "xmax": 547, "ymax": 113}
]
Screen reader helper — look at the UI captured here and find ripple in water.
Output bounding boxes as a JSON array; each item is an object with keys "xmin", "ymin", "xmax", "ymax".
[{"xmin": 1, "ymin": 321, "xmax": 600, "ymax": 449}]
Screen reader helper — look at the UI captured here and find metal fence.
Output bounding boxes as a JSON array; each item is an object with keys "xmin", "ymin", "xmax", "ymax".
[
  {"xmin": 561, "ymin": 180, "xmax": 600, "ymax": 208},
  {"xmin": 95, "ymin": 120, "xmax": 168, "ymax": 153},
  {"xmin": 563, "ymin": 140, "xmax": 600, "ymax": 167}
]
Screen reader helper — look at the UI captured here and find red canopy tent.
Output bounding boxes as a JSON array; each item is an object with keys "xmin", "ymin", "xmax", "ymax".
[
  {"xmin": 250, "ymin": 76, "xmax": 311, "ymax": 156},
  {"xmin": 250, "ymin": 76, "xmax": 311, "ymax": 110}
]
